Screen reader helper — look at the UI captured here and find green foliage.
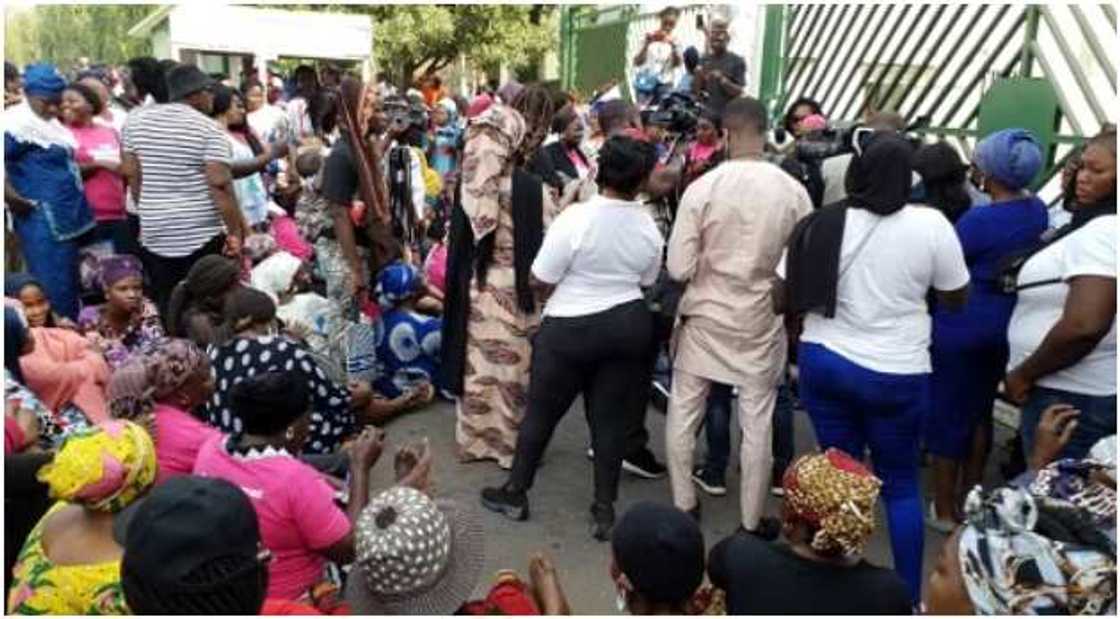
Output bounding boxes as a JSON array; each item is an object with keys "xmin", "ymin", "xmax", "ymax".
[
  {"xmin": 270, "ymin": 4, "xmax": 556, "ymax": 88},
  {"xmin": 5, "ymin": 5, "xmax": 157, "ymax": 69}
]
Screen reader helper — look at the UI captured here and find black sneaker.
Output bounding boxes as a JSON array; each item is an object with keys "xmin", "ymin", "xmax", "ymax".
[
  {"xmin": 691, "ymin": 467, "xmax": 727, "ymax": 496},
  {"xmin": 622, "ymin": 448, "xmax": 667, "ymax": 479},
  {"xmin": 480, "ymin": 485, "xmax": 529, "ymax": 521},
  {"xmin": 590, "ymin": 502, "xmax": 615, "ymax": 541}
]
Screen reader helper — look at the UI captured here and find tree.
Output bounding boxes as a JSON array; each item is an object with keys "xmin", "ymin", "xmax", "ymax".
[
  {"xmin": 5, "ymin": 5, "xmax": 157, "ymax": 70},
  {"xmin": 274, "ymin": 4, "xmax": 556, "ymax": 89}
]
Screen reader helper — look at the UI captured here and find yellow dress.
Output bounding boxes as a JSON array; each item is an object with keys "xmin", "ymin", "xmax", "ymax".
[{"xmin": 8, "ymin": 502, "xmax": 129, "ymax": 615}]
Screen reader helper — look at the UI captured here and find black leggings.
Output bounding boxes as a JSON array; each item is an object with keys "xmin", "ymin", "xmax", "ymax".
[{"xmin": 508, "ymin": 300, "xmax": 653, "ymax": 505}]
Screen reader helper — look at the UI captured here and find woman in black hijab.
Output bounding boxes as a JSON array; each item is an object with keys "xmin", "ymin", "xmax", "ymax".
[{"xmin": 779, "ymin": 131, "xmax": 972, "ymax": 604}]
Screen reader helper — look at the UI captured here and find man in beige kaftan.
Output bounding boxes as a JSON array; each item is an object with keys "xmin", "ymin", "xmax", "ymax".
[{"xmin": 665, "ymin": 98, "xmax": 812, "ymax": 532}]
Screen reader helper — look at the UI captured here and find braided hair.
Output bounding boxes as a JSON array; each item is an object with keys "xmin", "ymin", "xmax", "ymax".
[{"xmin": 509, "ymin": 84, "xmax": 556, "ymax": 166}]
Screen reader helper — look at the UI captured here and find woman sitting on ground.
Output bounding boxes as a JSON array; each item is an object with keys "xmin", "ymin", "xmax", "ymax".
[
  {"xmin": 373, "ymin": 262, "xmax": 441, "ymax": 401},
  {"xmin": 7, "ymin": 420, "xmax": 157, "ymax": 614},
  {"xmin": 204, "ymin": 287, "xmax": 418, "ymax": 455},
  {"xmin": 165, "ymin": 254, "xmax": 243, "ymax": 347},
  {"xmin": 192, "ymin": 371, "xmax": 384, "ymax": 603},
  {"xmin": 925, "ymin": 486, "xmax": 1116, "ymax": 614},
  {"xmin": 77, "ymin": 255, "xmax": 164, "ymax": 370},
  {"xmin": 5, "ymin": 304, "xmax": 58, "ymax": 449},
  {"xmin": 708, "ymin": 449, "xmax": 911, "ymax": 615},
  {"xmin": 16, "ymin": 297, "xmax": 111, "ymax": 428},
  {"xmin": 5, "ymin": 273, "xmax": 78, "ymax": 330},
  {"xmin": 108, "ymin": 338, "xmax": 221, "ymax": 484}
]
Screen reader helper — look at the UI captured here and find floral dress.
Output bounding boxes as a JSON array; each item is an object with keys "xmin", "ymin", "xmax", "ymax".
[
  {"xmin": 204, "ymin": 335, "xmax": 355, "ymax": 454},
  {"xmin": 77, "ymin": 299, "xmax": 165, "ymax": 370},
  {"xmin": 7, "ymin": 503, "xmax": 129, "ymax": 615},
  {"xmin": 5, "ymin": 369, "xmax": 89, "ymax": 448}
]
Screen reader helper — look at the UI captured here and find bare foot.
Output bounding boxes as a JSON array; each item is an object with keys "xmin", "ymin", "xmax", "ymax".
[{"xmin": 528, "ymin": 552, "xmax": 570, "ymax": 615}]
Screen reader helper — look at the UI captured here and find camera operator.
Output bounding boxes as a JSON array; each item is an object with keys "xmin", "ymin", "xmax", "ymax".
[
  {"xmin": 818, "ymin": 111, "xmax": 908, "ymax": 208},
  {"xmin": 633, "ymin": 7, "xmax": 683, "ymax": 110},
  {"xmin": 692, "ymin": 19, "xmax": 746, "ymax": 117},
  {"xmin": 379, "ymin": 95, "xmax": 430, "ymax": 253}
]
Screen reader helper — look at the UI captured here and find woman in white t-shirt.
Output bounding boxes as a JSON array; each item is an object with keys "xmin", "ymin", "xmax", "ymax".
[
  {"xmin": 1005, "ymin": 129, "xmax": 1117, "ymax": 461},
  {"xmin": 780, "ymin": 132, "xmax": 970, "ymax": 604},
  {"xmin": 210, "ymin": 86, "xmax": 287, "ymax": 229},
  {"xmin": 481, "ymin": 135, "xmax": 663, "ymax": 542}
]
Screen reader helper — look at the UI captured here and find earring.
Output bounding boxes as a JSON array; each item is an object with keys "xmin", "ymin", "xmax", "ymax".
[{"xmin": 285, "ymin": 427, "xmax": 296, "ymax": 441}]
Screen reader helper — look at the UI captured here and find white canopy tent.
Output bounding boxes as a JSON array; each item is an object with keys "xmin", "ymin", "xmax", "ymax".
[{"xmin": 128, "ymin": 5, "xmax": 373, "ymax": 84}]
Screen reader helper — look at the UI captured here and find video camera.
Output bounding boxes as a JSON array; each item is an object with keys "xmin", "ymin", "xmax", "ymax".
[
  {"xmin": 643, "ymin": 91, "xmax": 705, "ymax": 137},
  {"xmin": 792, "ymin": 115, "xmax": 932, "ymax": 161},
  {"xmin": 383, "ymin": 95, "xmax": 428, "ymax": 134}
]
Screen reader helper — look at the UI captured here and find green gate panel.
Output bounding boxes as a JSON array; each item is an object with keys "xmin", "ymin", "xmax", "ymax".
[
  {"xmin": 977, "ymin": 77, "xmax": 1062, "ymax": 187},
  {"xmin": 573, "ymin": 20, "xmax": 632, "ymax": 101}
]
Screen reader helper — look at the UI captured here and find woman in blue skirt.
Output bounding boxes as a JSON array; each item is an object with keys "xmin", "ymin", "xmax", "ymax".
[{"xmin": 926, "ymin": 129, "xmax": 1047, "ymax": 529}]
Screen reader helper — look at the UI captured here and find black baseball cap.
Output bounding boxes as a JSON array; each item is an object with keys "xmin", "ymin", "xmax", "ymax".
[
  {"xmin": 119, "ymin": 476, "xmax": 262, "ymax": 593},
  {"xmin": 611, "ymin": 501, "xmax": 705, "ymax": 604}
]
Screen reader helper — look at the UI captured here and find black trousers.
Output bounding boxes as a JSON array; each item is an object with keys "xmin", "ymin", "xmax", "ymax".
[
  {"xmin": 508, "ymin": 300, "xmax": 653, "ymax": 505},
  {"xmin": 140, "ymin": 233, "xmax": 226, "ymax": 318}
]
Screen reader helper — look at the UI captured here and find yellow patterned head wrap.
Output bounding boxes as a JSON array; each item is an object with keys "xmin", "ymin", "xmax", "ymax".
[
  {"xmin": 37, "ymin": 420, "xmax": 157, "ymax": 512},
  {"xmin": 782, "ymin": 448, "xmax": 882, "ymax": 557}
]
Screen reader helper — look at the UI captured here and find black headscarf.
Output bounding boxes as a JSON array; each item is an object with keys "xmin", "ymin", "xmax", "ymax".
[
  {"xmin": 785, "ymin": 132, "xmax": 915, "ymax": 318},
  {"xmin": 845, "ymin": 133, "xmax": 914, "ymax": 216},
  {"xmin": 5, "ymin": 306, "xmax": 28, "ymax": 383}
]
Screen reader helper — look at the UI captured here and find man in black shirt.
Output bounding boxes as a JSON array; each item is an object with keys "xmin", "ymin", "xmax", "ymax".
[{"xmin": 693, "ymin": 19, "xmax": 746, "ymax": 116}]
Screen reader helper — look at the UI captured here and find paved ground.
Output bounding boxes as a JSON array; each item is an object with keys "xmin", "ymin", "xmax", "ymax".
[{"xmin": 372, "ymin": 396, "xmax": 1014, "ymax": 614}]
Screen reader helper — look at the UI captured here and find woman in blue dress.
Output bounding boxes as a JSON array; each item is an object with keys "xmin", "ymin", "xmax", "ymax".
[
  {"xmin": 373, "ymin": 261, "xmax": 441, "ymax": 401},
  {"xmin": 926, "ymin": 129, "xmax": 1049, "ymax": 529},
  {"xmin": 3, "ymin": 64, "xmax": 95, "ymax": 321},
  {"xmin": 3, "ymin": 65, "xmax": 95, "ymax": 320}
]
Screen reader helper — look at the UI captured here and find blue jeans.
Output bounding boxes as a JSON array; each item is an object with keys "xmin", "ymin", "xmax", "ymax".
[
  {"xmin": 798, "ymin": 342, "xmax": 928, "ymax": 603},
  {"xmin": 1019, "ymin": 386, "xmax": 1117, "ymax": 462},
  {"xmin": 703, "ymin": 378, "xmax": 793, "ymax": 478}
]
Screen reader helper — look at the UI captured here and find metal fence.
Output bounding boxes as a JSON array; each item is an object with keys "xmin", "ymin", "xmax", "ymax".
[
  {"xmin": 775, "ymin": 4, "xmax": 1116, "ymax": 202},
  {"xmin": 561, "ymin": 4, "xmax": 1116, "ymax": 204}
]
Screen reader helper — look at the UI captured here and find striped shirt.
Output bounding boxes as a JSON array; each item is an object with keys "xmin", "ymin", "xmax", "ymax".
[{"xmin": 122, "ymin": 103, "xmax": 232, "ymax": 257}]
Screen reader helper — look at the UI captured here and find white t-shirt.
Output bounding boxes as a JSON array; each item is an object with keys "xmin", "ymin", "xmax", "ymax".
[
  {"xmin": 794, "ymin": 205, "xmax": 970, "ymax": 374},
  {"xmin": 1007, "ymin": 215, "xmax": 1117, "ymax": 396},
  {"xmin": 533, "ymin": 194, "xmax": 663, "ymax": 318},
  {"xmin": 641, "ymin": 40, "xmax": 679, "ymax": 85}
]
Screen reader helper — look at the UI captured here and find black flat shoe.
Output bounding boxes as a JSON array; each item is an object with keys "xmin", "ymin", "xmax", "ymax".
[
  {"xmin": 480, "ymin": 485, "xmax": 529, "ymax": 521},
  {"xmin": 590, "ymin": 502, "xmax": 615, "ymax": 541},
  {"xmin": 737, "ymin": 516, "xmax": 781, "ymax": 541}
]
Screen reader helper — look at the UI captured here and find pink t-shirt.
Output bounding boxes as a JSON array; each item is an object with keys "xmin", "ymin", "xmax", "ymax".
[
  {"xmin": 192, "ymin": 435, "xmax": 351, "ymax": 600},
  {"xmin": 687, "ymin": 141, "xmax": 720, "ymax": 165},
  {"xmin": 424, "ymin": 242, "xmax": 448, "ymax": 295},
  {"xmin": 153, "ymin": 403, "xmax": 222, "ymax": 484},
  {"xmin": 69, "ymin": 124, "xmax": 126, "ymax": 222}
]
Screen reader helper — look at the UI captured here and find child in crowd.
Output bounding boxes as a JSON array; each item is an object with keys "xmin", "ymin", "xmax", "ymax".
[{"xmin": 372, "ymin": 262, "xmax": 441, "ymax": 401}]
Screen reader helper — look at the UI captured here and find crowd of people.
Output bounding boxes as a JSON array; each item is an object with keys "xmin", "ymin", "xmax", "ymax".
[{"xmin": 2, "ymin": 7, "xmax": 1116, "ymax": 615}]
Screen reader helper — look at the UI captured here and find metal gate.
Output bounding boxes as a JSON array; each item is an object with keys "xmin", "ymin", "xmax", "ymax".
[{"xmin": 771, "ymin": 4, "xmax": 1117, "ymax": 197}]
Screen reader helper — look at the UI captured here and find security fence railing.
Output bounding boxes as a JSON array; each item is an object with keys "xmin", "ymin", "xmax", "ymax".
[{"xmin": 560, "ymin": 4, "xmax": 1117, "ymax": 206}]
